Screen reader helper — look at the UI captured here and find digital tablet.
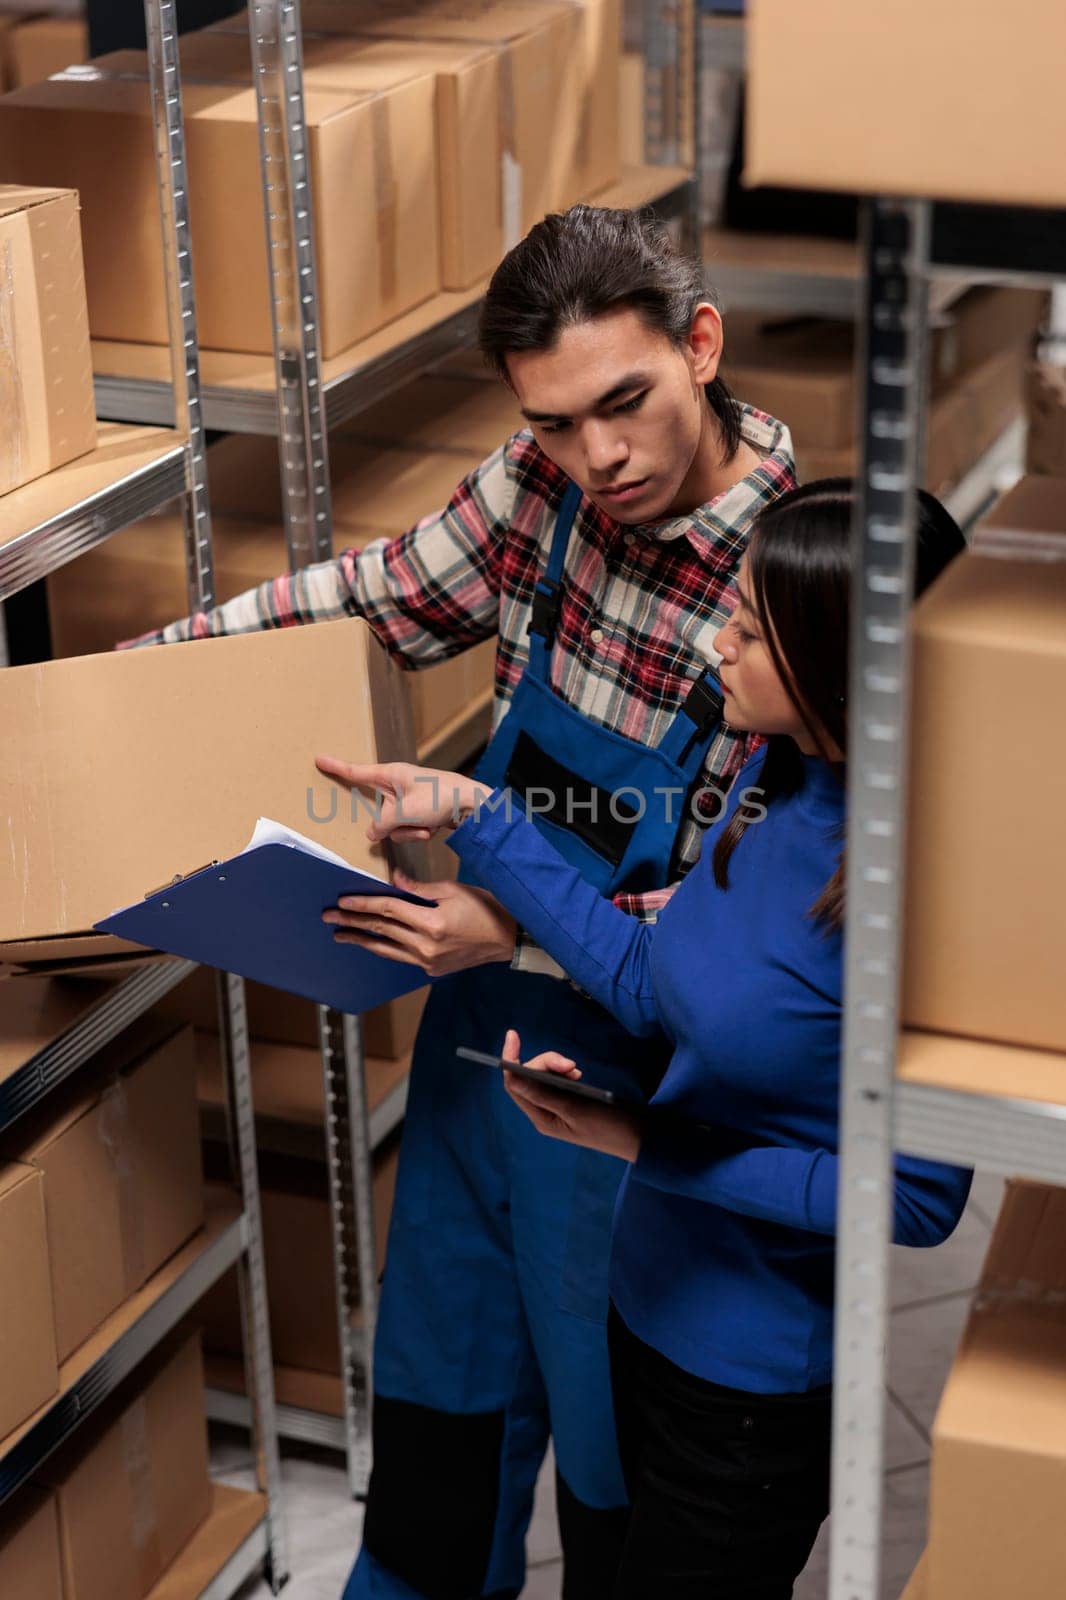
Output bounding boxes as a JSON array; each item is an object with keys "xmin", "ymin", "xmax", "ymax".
[{"xmin": 456, "ymin": 1046, "xmax": 624, "ymax": 1106}]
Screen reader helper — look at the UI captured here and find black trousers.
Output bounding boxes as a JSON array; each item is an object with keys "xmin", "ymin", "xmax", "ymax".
[{"xmin": 608, "ymin": 1307, "xmax": 832, "ymax": 1599}]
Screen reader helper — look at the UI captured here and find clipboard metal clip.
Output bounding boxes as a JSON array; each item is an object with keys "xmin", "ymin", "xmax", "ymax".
[{"xmin": 144, "ymin": 860, "xmax": 222, "ymax": 900}]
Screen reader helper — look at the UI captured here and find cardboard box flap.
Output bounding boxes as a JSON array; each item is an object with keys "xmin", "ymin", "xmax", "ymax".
[
  {"xmin": 176, "ymin": 28, "xmax": 446, "ymax": 93},
  {"xmin": 0, "ymin": 974, "xmax": 113, "ymax": 1088},
  {"xmin": 972, "ymin": 473, "xmax": 1066, "ymax": 560},
  {"xmin": 0, "ymin": 182, "xmax": 78, "ymax": 220},
  {"xmin": 0, "ymin": 618, "xmax": 414, "ymax": 946},
  {"xmin": 912, "ymin": 548, "xmax": 1066, "ymax": 654}
]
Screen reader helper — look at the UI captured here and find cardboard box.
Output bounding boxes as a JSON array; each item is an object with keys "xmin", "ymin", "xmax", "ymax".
[
  {"xmin": 0, "ymin": 617, "xmax": 419, "ymax": 956},
  {"xmin": 746, "ymin": 0, "xmax": 1066, "ymax": 209},
  {"xmin": 0, "ymin": 1019, "xmax": 203, "ymax": 1362},
  {"xmin": 1026, "ymin": 362, "xmax": 1066, "ymax": 478},
  {"xmin": 185, "ymin": 24, "xmax": 501, "ymax": 289},
  {"xmin": 723, "ymin": 289, "xmax": 1045, "ymax": 456},
  {"xmin": 970, "ymin": 472, "xmax": 1066, "ymax": 561},
  {"xmin": 154, "ymin": 964, "xmax": 427, "ymax": 1060},
  {"xmin": 339, "ymin": 372, "xmax": 524, "ymax": 454},
  {"xmin": 199, "ymin": 1146, "xmax": 399, "ymax": 1375},
  {"xmin": 903, "ymin": 540, "xmax": 1066, "ymax": 1054},
  {"xmin": 37, "ymin": 1329, "xmax": 211, "ymax": 1600},
  {"xmin": 193, "ymin": 1030, "xmax": 413, "ymax": 1129},
  {"xmin": 930, "ymin": 1183, "xmax": 1066, "ymax": 1600},
  {"xmin": 8, "ymin": 16, "xmax": 88, "ymax": 87},
  {"xmin": 619, "ymin": 49, "xmax": 644, "ymax": 169},
  {"xmin": 0, "ymin": 1158, "xmax": 59, "ymax": 1441},
  {"xmin": 0, "ymin": 185, "xmax": 96, "ymax": 496},
  {"xmin": 298, "ymin": 0, "xmax": 585, "ymax": 224},
  {"xmin": 797, "ymin": 340, "xmax": 1027, "ymax": 495},
  {"xmin": 44, "ymin": 506, "xmax": 496, "ymax": 751},
  {"xmin": 0, "ymin": 60, "xmax": 439, "ymax": 356},
  {"xmin": 0, "ymin": 1490, "xmax": 64, "ymax": 1600},
  {"xmin": 899, "ymin": 1552, "xmax": 926, "ymax": 1600}
]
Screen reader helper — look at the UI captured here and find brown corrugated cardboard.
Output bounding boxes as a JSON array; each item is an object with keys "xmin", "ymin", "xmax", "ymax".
[
  {"xmin": 971, "ymin": 472, "xmax": 1066, "ymax": 560},
  {"xmin": 0, "ymin": 974, "xmax": 112, "ymax": 1091},
  {"xmin": 1026, "ymin": 362, "xmax": 1066, "ymax": 477},
  {"xmin": 158, "ymin": 964, "xmax": 427, "ymax": 1061},
  {"xmin": 931, "ymin": 287, "xmax": 1047, "ymax": 396},
  {"xmin": 0, "ymin": 1490, "xmax": 64, "ymax": 1600},
  {"xmin": 619, "ymin": 50, "xmax": 644, "ymax": 169},
  {"xmin": 0, "ymin": 1018, "xmax": 203, "ymax": 1362},
  {"xmin": 746, "ymin": 1, "xmax": 1066, "ymax": 209},
  {"xmin": 299, "ymin": 0, "xmax": 584, "ymax": 224},
  {"xmin": 796, "ymin": 340, "xmax": 1026, "ymax": 494},
  {"xmin": 199, "ymin": 1147, "xmax": 399, "ymax": 1374},
  {"xmin": 899, "ymin": 1552, "xmax": 926, "ymax": 1600},
  {"xmin": 0, "ymin": 617, "xmax": 419, "ymax": 951},
  {"xmin": 0, "ymin": 185, "xmax": 96, "ymax": 496},
  {"xmin": 38, "ymin": 1329, "xmax": 211, "ymax": 1600},
  {"xmin": 0, "ymin": 62, "xmax": 439, "ymax": 356},
  {"xmin": 903, "ymin": 546, "xmax": 1066, "ymax": 1054},
  {"xmin": 930, "ymin": 1183, "xmax": 1066, "ymax": 1599},
  {"xmin": 899, "ymin": 1029, "xmax": 1066, "ymax": 1107},
  {"xmin": 7, "ymin": 15, "xmax": 87, "ymax": 86},
  {"xmin": 338, "ymin": 372, "xmax": 524, "ymax": 453},
  {"xmin": 44, "ymin": 504, "xmax": 496, "ymax": 753},
  {"xmin": 148, "ymin": 1484, "xmax": 265, "ymax": 1600},
  {"xmin": 183, "ymin": 25, "xmax": 501, "ymax": 289},
  {"xmin": 193, "ymin": 1030, "xmax": 412, "ymax": 1129},
  {"xmin": 0, "ymin": 1159, "xmax": 58, "ymax": 1442}
]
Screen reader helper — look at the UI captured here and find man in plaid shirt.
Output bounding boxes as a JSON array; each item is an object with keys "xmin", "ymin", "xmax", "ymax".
[{"xmin": 138, "ymin": 206, "xmax": 795, "ymax": 1599}]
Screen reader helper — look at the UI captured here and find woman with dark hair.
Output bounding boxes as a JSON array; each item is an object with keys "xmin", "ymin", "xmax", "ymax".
[{"xmin": 320, "ymin": 479, "xmax": 970, "ymax": 1598}]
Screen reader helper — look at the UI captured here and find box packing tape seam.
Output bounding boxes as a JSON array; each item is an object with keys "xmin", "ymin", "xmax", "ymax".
[
  {"xmin": 369, "ymin": 94, "xmax": 398, "ymax": 305},
  {"xmin": 98, "ymin": 1077, "xmax": 146, "ymax": 1292},
  {"xmin": 0, "ymin": 235, "xmax": 26, "ymax": 495},
  {"xmin": 970, "ymin": 527, "xmax": 1066, "ymax": 562},
  {"xmin": 120, "ymin": 1396, "xmax": 163, "ymax": 1595},
  {"xmin": 495, "ymin": 45, "xmax": 521, "ymax": 249}
]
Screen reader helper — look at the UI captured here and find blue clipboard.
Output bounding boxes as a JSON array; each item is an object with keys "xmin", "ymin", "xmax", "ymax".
[{"xmin": 95, "ymin": 843, "xmax": 437, "ymax": 1014}]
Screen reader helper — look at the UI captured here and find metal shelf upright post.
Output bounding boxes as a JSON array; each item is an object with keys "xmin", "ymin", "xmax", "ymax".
[
  {"xmin": 0, "ymin": 2, "xmax": 288, "ymax": 1590},
  {"xmin": 831, "ymin": 195, "xmax": 1066, "ymax": 1600}
]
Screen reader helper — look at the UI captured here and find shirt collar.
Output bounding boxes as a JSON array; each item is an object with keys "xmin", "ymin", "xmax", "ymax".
[{"xmin": 634, "ymin": 406, "xmax": 796, "ymax": 558}]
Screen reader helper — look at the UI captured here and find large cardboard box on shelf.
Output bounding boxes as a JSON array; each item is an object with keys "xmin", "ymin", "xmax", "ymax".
[
  {"xmin": 7, "ymin": 15, "xmax": 88, "ymax": 86},
  {"xmin": 0, "ymin": 1158, "xmax": 59, "ymax": 1443},
  {"xmin": 970, "ymin": 472, "xmax": 1066, "ymax": 559},
  {"xmin": 154, "ymin": 963, "xmax": 427, "ymax": 1061},
  {"xmin": 0, "ymin": 617, "xmax": 421, "ymax": 960},
  {"xmin": 796, "ymin": 340, "xmax": 1027, "ymax": 496},
  {"xmin": 930, "ymin": 1182, "xmax": 1066, "ymax": 1599},
  {"xmin": 183, "ymin": 24, "xmax": 501, "ymax": 289},
  {"xmin": 902, "ymin": 517, "xmax": 1066, "ymax": 1055},
  {"xmin": 199, "ymin": 1146, "xmax": 399, "ymax": 1376},
  {"xmin": 0, "ymin": 59, "xmax": 439, "ymax": 356},
  {"xmin": 298, "ymin": 0, "xmax": 588, "ymax": 219},
  {"xmin": 36, "ymin": 1329, "xmax": 212, "ymax": 1600},
  {"xmin": 899, "ymin": 1552, "xmax": 926, "ymax": 1600},
  {"xmin": 0, "ymin": 1489, "xmax": 64, "ymax": 1600},
  {"xmin": 1026, "ymin": 362, "xmax": 1066, "ymax": 478},
  {"xmin": 746, "ymin": 0, "xmax": 1066, "ymax": 209},
  {"xmin": 723, "ymin": 288, "xmax": 1045, "ymax": 456},
  {"xmin": 0, "ymin": 185, "xmax": 96, "ymax": 497},
  {"xmin": 0, "ymin": 1018, "xmax": 203, "ymax": 1364}
]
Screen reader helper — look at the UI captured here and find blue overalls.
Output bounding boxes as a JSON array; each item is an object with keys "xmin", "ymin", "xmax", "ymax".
[{"xmin": 345, "ymin": 483, "xmax": 724, "ymax": 1600}]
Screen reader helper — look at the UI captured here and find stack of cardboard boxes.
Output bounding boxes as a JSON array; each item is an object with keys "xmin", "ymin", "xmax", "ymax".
[
  {"xmin": 0, "ymin": 0, "xmax": 620, "ymax": 357},
  {"xmin": 0, "ymin": 10, "xmax": 88, "ymax": 93}
]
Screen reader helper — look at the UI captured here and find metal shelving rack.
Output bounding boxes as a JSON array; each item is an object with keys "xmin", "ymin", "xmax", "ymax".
[
  {"xmin": 82, "ymin": 0, "xmax": 698, "ymax": 1492},
  {"xmin": 0, "ymin": 1, "xmax": 287, "ymax": 1591},
  {"xmin": 831, "ymin": 196, "xmax": 1066, "ymax": 1600}
]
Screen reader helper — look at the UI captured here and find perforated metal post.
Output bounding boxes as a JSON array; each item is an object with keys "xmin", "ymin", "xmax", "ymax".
[
  {"xmin": 246, "ymin": 0, "xmax": 374, "ymax": 1497},
  {"xmin": 142, "ymin": 0, "xmax": 214, "ymax": 610},
  {"xmin": 829, "ymin": 198, "xmax": 930, "ymax": 1600},
  {"xmin": 643, "ymin": 0, "xmax": 698, "ymax": 252},
  {"xmin": 143, "ymin": 3, "xmax": 287, "ymax": 1583}
]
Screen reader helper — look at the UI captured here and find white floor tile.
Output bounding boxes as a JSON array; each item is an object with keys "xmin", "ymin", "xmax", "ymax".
[
  {"xmin": 887, "ymin": 1293, "xmax": 972, "ymax": 1439},
  {"xmin": 793, "ymin": 1465, "xmax": 928, "ymax": 1600},
  {"xmin": 520, "ymin": 1559, "xmax": 562, "ymax": 1599},
  {"xmin": 884, "ymin": 1388, "xmax": 930, "ymax": 1471},
  {"xmin": 526, "ymin": 1446, "xmax": 562, "ymax": 1566},
  {"xmin": 891, "ymin": 1193, "xmax": 991, "ymax": 1309}
]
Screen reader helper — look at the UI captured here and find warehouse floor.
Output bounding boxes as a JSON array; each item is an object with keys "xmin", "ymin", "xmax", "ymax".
[{"xmin": 216, "ymin": 1169, "xmax": 1005, "ymax": 1600}]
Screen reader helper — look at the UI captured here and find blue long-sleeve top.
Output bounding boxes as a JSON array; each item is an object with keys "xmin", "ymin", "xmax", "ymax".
[{"xmin": 450, "ymin": 751, "xmax": 972, "ymax": 1393}]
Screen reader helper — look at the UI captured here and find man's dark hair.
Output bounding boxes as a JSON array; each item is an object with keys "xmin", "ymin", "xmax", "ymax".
[{"xmin": 478, "ymin": 204, "xmax": 743, "ymax": 462}]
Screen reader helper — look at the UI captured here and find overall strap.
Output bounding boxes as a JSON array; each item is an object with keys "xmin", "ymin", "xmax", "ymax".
[
  {"xmin": 526, "ymin": 480, "xmax": 584, "ymax": 682},
  {"xmin": 656, "ymin": 667, "xmax": 725, "ymax": 771}
]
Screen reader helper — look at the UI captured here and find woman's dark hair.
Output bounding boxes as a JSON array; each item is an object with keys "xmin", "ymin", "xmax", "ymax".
[
  {"xmin": 712, "ymin": 478, "xmax": 966, "ymax": 930},
  {"xmin": 478, "ymin": 204, "xmax": 744, "ymax": 462}
]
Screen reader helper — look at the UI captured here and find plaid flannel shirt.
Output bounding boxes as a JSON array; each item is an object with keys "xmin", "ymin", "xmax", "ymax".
[{"xmin": 133, "ymin": 405, "xmax": 795, "ymax": 976}]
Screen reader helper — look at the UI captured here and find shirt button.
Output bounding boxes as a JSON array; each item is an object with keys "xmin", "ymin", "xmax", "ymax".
[
  {"xmin": 623, "ymin": 533, "xmax": 636, "ymax": 546},
  {"xmin": 590, "ymin": 628, "xmax": 604, "ymax": 644}
]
